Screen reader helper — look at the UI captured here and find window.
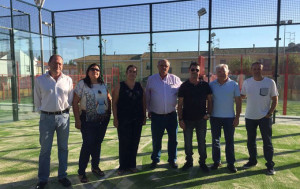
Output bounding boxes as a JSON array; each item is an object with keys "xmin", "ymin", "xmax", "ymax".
[{"xmin": 181, "ymin": 61, "xmax": 189, "ymax": 73}]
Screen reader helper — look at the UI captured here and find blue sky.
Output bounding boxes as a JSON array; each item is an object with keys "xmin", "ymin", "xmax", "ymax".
[{"xmin": 18, "ymin": 0, "xmax": 300, "ymax": 62}]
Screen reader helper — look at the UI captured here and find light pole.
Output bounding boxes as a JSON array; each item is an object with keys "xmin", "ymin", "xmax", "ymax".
[
  {"xmin": 76, "ymin": 36, "xmax": 90, "ymax": 72},
  {"xmin": 34, "ymin": 0, "xmax": 45, "ymax": 74},
  {"xmin": 197, "ymin": 8, "xmax": 207, "ymax": 57},
  {"xmin": 102, "ymin": 39, "xmax": 107, "ymax": 82},
  {"xmin": 42, "ymin": 21, "xmax": 52, "ymax": 58}
]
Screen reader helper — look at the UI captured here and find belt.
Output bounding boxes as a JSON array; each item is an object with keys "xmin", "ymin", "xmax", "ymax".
[
  {"xmin": 41, "ymin": 108, "xmax": 69, "ymax": 115},
  {"xmin": 151, "ymin": 111, "xmax": 176, "ymax": 116}
]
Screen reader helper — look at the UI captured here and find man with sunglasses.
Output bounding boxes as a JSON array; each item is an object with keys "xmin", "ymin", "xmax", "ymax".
[
  {"xmin": 177, "ymin": 62, "xmax": 212, "ymax": 172},
  {"xmin": 209, "ymin": 64, "xmax": 241, "ymax": 173}
]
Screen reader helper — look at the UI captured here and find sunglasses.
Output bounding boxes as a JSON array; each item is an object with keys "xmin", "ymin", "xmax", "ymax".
[
  {"xmin": 90, "ymin": 68, "xmax": 100, "ymax": 72},
  {"xmin": 191, "ymin": 68, "xmax": 200, "ymax": 72}
]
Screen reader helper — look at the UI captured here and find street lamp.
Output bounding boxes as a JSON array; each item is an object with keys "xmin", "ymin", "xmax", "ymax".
[
  {"xmin": 42, "ymin": 21, "xmax": 52, "ymax": 58},
  {"xmin": 34, "ymin": 0, "xmax": 46, "ymax": 74},
  {"xmin": 102, "ymin": 39, "xmax": 107, "ymax": 82},
  {"xmin": 76, "ymin": 36, "xmax": 90, "ymax": 72},
  {"xmin": 197, "ymin": 8, "xmax": 207, "ymax": 57}
]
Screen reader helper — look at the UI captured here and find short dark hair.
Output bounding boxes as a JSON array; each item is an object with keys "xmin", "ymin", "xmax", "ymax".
[
  {"xmin": 189, "ymin": 62, "xmax": 200, "ymax": 69},
  {"xmin": 251, "ymin": 61, "xmax": 263, "ymax": 68},
  {"xmin": 126, "ymin": 65, "xmax": 137, "ymax": 73},
  {"xmin": 48, "ymin": 54, "xmax": 63, "ymax": 63}
]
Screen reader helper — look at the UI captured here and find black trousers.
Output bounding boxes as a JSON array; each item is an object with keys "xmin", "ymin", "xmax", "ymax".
[
  {"xmin": 117, "ymin": 119, "xmax": 143, "ymax": 170},
  {"xmin": 245, "ymin": 117, "xmax": 274, "ymax": 168}
]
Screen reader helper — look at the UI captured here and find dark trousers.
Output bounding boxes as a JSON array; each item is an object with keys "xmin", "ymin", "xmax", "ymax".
[
  {"xmin": 245, "ymin": 117, "xmax": 274, "ymax": 168},
  {"xmin": 184, "ymin": 119, "xmax": 207, "ymax": 164},
  {"xmin": 117, "ymin": 119, "xmax": 143, "ymax": 170},
  {"xmin": 210, "ymin": 117, "xmax": 236, "ymax": 165},
  {"xmin": 78, "ymin": 114, "xmax": 108, "ymax": 175},
  {"xmin": 151, "ymin": 111, "xmax": 178, "ymax": 163}
]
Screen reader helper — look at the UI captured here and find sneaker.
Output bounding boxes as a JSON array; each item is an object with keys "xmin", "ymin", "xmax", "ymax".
[
  {"xmin": 243, "ymin": 161, "xmax": 257, "ymax": 169},
  {"xmin": 266, "ymin": 167, "xmax": 276, "ymax": 175},
  {"xmin": 58, "ymin": 177, "xmax": 71, "ymax": 187},
  {"xmin": 200, "ymin": 163, "xmax": 210, "ymax": 173},
  {"xmin": 169, "ymin": 162, "xmax": 178, "ymax": 169},
  {"xmin": 210, "ymin": 163, "xmax": 222, "ymax": 170},
  {"xmin": 227, "ymin": 164, "xmax": 237, "ymax": 173},
  {"xmin": 150, "ymin": 161, "xmax": 157, "ymax": 169},
  {"xmin": 35, "ymin": 182, "xmax": 47, "ymax": 189},
  {"xmin": 181, "ymin": 162, "xmax": 193, "ymax": 171}
]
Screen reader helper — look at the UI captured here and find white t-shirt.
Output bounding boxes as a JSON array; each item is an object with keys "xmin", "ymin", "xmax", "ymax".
[{"xmin": 241, "ymin": 77, "xmax": 278, "ymax": 119}]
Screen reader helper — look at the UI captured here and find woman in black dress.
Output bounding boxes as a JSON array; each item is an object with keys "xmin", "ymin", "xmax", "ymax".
[{"xmin": 112, "ymin": 65, "xmax": 146, "ymax": 175}]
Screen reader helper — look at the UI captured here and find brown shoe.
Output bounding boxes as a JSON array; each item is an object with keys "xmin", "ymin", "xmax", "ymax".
[
  {"xmin": 129, "ymin": 168, "xmax": 138, "ymax": 173},
  {"xmin": 92, "ymin": 167, "xmax": 105, "ymax": 177},
  {"xmin": 78, "ymin": 174, "xmax": 88, "ymax": 183},
  {"xmin": 118, "ymin": 169, "xmax": 126, "ymax": 176}
]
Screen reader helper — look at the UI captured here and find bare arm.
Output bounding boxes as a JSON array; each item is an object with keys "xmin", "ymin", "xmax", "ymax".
[
  {"xmin": 72, "ymin": 93, "xmax": 81, "ymax": 129},
  {"xmin": 203, "ymin": 94, "xmax": 212, "ymax": 120},
  {"xmin": 142, "ymin": 87, "xmax": 147, "ymax": 125},
  {"xmin": 233, "ymin": 96, "xmax": 242, "ymax": 127},
  {"xmin": 177, "ymin": 97, "xmax": 185, "ymax": 130},
  {"xmin": 112, "ymin": 84, "xmax": 120, "ymax": 128},
  {"xmin": 265, "ymin": 96, "xmax": 278, "ymax": 118}
]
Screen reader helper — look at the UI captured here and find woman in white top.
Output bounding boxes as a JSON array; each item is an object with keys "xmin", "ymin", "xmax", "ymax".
[{"xmin": 73, "ymin": 63, "xmax": 111, "ymax": 183}]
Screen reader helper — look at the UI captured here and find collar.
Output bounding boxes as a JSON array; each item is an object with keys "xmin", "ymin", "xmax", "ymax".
[
  {"xmin": 215, "ymin": 78, "xmax": 231, "ymax": 86},
  {"xmin": 46, "ymin": 71, "xmax": 65, "ymax": 79}
]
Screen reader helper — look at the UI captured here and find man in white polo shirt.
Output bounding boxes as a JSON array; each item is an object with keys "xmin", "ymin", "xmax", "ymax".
[
  {"xmin": 34, "ymin": 54, "xmax": 73, "ymax": 189},
  {"xmin": 146, "ymin": 59, "xmax": 182, "ymax": 169},
  {"xmin": 241, "ymin": 62, "xmax": 278, "ymax": 175},
  {"xmin": 209, "ymin": 64, "xmax": 241, "ymax": 173}
]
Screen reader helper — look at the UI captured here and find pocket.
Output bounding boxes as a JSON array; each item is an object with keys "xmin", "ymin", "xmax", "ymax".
[
  {"xmin": 40, "ymin": 113, "xmax": 46, "ymax": 121},
  {"xmin": 260, "ymin": 88, "xmax": 269, "ymax": 96}
]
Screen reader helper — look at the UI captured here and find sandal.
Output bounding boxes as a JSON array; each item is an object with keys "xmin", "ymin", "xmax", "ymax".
[
  {"xmin": 92, "ymin": 167, "xmax": 105, "ymax": 177},
  {"xmin": 117, "ymin": 169, "xmax": 125, "ymax": 176},
  {"xmin": 78, "ymin": 174, "xmax": 88, "ymax": 183}
]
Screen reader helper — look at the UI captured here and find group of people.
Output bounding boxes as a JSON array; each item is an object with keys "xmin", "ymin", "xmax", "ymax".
[{"xmin": 34, "ymin": 55, "xmax": 278, "ymax": 189}]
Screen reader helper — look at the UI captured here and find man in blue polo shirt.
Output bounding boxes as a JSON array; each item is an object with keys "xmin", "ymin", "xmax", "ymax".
[{"xmin": 209, "ymin": 64, "xmax": 241, "ymax": 173}]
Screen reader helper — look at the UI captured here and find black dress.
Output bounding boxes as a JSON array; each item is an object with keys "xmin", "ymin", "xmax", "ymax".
[{"xmin": 117, "ymin": 81, "xmax": 144, "ymax": 170}]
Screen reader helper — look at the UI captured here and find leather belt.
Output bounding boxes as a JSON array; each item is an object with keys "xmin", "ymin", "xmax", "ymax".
[
  {"xmin": 151, "ymin": 111, "xmax": 176, "ymax": 116},
  {"xmin": 41, "ymin": 109, "xmax": 69, "ymax": 115}
]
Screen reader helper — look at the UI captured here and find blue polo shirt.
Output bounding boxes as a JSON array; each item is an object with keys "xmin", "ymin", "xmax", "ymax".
[{"xmin": 209, "ymin": 78, "xmax": 240, "ymax": 118}]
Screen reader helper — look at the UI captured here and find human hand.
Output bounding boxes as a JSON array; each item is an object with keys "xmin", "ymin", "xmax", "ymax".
[
  {"xmin": 233, "ymin": 117, "xmax": 239, "ymax": 127},
  {"xmin": 179, "ymin": 120, "xmax": 186, "ymax": 131},
  {"xmin": 114, "ymin": 119, "xmax": 118, "ymax": 128},
  {"xmin": 75, "ymin": 120, "xmax": 81, "ymax": 129}
]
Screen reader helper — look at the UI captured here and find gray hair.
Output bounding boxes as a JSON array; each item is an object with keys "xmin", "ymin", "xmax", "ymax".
[
  {"xmin": 215, "ymin": 64, "xmax": 229, "ymax": 73},
  {"xmin": 157, "ymin": 59, "xmax": 170, "ymax": 66}
]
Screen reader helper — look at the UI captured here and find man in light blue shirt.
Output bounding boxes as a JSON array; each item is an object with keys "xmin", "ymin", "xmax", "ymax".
[{"xmin": 209, "ymin": 64, "xmax": 241, "ymax": 173}]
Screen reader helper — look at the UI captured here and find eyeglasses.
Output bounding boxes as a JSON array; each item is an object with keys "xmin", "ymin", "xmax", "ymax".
[
  {"xmin": 191, "ymin": 68, "xmax": 200, "ymax": 72},
  {"xmin": 90, "ymin": 68, "xmax": 100, "ymax": 72}
]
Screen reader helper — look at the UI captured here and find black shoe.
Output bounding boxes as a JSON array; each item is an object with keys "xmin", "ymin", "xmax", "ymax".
[
  {"xmin": 169, "ymin": 162, "xmax": 178, "ymax": 169},
  {"xmin": 35, "ymin": 182, "xmax": 47, "ymax": 189},
  {"xmin": 58, "ymin": 177, "xmax": 71, "ymax": 187},
  {"xmin": 150, "ymin": 161, "xmax": 157, "ymax": 169},
  {"xmin": 210, "ymin": 163, "xmax": 222, "ymax": 170},
  {"xmin": 181, "ymin": 162, "xmax": 193, "ymax": 171},
  {"xmin": 243, "ymin": 161, "xmax": 257, "ymax": 169},
  {"xmin": 266, "ymin": 167, "xmax": 276, "ymax": 175},
  {"xmin": 200, "ymin": 163, "xmax": 210, "ymax": 173},
  {"xmin": 227, "ymin": 164, "xmax": 237, "ymax": 173}
]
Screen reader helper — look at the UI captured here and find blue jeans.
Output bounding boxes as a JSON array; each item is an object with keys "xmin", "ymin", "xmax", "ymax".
[
  {"xmin": 210, "ymin": 117, "xmax": 235, "ymax": 165},
  {"xmin": 78, "ymin": 113, "xmax": 108, "ymax": 175},
  {"xmin": 184, "ymin": 119, "xmax": 207, "ymax": 164},
  {"xmin": 38, "ymin": 113, "xmax": 70, "ymax": 182},
  {"xmin": 245, "ymin": 117, "xmax": 274, "ymax": 168},
  {"xmin": 151, "ymin": 112, "xmax": 178, "ymax": 163}
]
